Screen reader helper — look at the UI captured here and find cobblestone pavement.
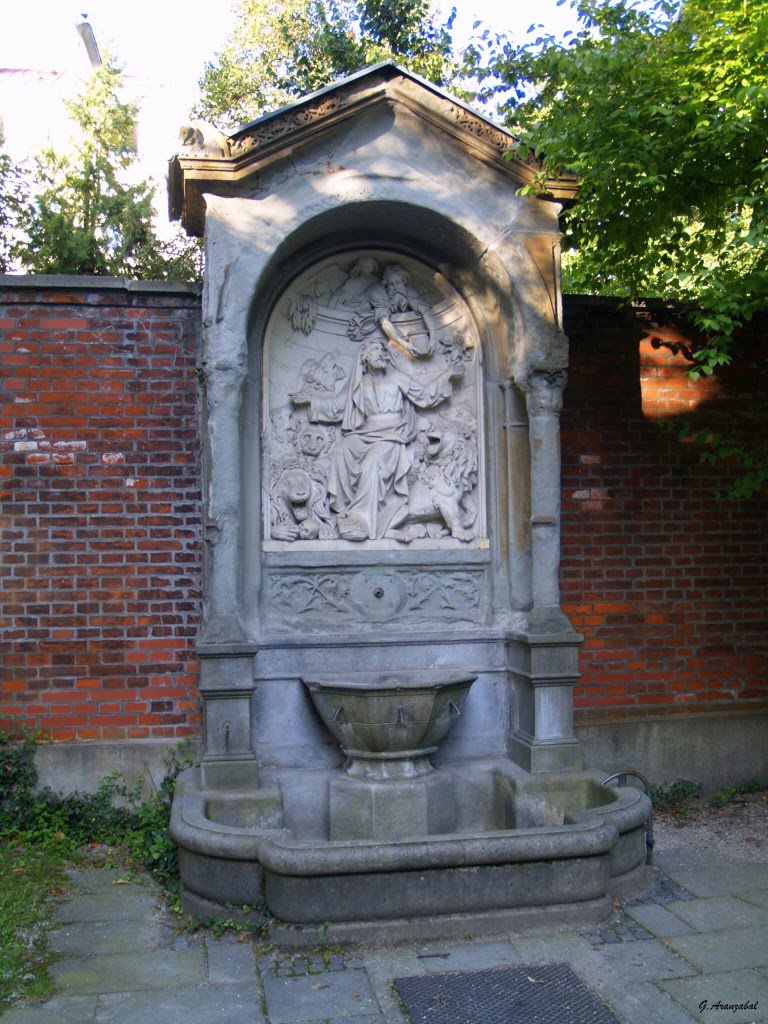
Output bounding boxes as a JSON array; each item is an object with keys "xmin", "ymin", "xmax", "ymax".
[{"xmin": 1, "ymin": 844, "xmax": 767, "ymax": 1024}]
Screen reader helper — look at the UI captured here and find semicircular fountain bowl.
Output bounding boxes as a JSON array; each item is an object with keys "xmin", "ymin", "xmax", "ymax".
[{"xmin": 302, "ymin": 670, "xmax": 477, "ymax": 780}]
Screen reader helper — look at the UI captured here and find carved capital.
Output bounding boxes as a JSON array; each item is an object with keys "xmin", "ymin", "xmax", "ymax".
[
  {"xmin": 517, "ymin": 369, "xmax": 568, "ymax": 417},
  {"xmin": 200, "ymin": 356, "xmax": 248, "ymax": 414}
]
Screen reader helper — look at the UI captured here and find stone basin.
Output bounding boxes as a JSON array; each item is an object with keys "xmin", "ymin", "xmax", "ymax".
[
  {"xmin": 170, "ymin": 762, "xmax": 652, "ymax": 945},
  {"xmin": 302, "ymin": 670, "xmax": 476, "ymax": 780}
]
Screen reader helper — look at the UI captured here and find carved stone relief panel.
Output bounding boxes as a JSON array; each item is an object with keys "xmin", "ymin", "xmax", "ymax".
[
  {"xmin": 264, "ymin": 568, "xmax": 488, "ymax": 631},
  {"xmin": 263, "ymin": 251, "xmax": 486, "ymax": 549}
]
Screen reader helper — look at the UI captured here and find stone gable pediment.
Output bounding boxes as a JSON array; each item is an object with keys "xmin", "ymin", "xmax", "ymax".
[{"xmin": 169, "ymin": 62, "xmax": 577, "ymax": 235}]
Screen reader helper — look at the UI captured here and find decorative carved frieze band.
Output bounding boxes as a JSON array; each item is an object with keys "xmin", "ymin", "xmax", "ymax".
[
  {"xmin": 265, "ymin": 568, "xmax": 485, "ymax": 629},
  {"xmin": 179, "ymin": 95, "xmax": 350, "ymax": 162},
  {"xmin": 229, "ymin": 95, "xmax": 348, "ymax": 158}
]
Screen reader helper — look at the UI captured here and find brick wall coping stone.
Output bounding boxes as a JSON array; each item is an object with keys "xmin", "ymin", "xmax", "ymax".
[{"xmin": 0, "ymin": 274, "xmax": 201, "ymax": 298}]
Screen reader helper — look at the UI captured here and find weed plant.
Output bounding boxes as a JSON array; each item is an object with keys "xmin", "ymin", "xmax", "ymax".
[
  {"xmin": 650, "ymin": 779, "xmax": 701, "ymax": 817},
  {"xmin": 710, "ymin": 778, "xmax": 767, "ymax": 808}
]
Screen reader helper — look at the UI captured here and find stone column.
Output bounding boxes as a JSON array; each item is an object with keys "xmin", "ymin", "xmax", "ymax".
[
  {"xmin": 524, "ymin": 369, "xmax": 567, "ymax": 616},
  {"xmin": 201, "ymin": 359, "xmax": 247, "ymax": 642},
  {"xmin": 508, "ymin": 368, "xmax": 583, "ymax": 772}
]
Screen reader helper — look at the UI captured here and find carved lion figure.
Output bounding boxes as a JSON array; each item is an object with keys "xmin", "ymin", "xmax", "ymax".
[
  {"xmin": 385, "ymin": 405, "xmax": 479, "ymax": 543},
  {"xmin": 270, "ymin": 466, "xmax": 336, "ymax": 541}
]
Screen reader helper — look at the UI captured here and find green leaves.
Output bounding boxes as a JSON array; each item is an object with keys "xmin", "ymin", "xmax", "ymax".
[
  {"xmin": 193, "ymin": 0, "xmax": 463, "ymax": 130},
  {"xmin": 13, "ymin": 59, "xmax": 200, "ymax": 281},
  {"xmin": 472, "ymin": 0, "xmax": 768, "ymax": 331},
  {"xmin": 468, "ymin": 0, "xmax": 768, "ymax": 496},
  {"xmin": 0, "ymin": 135, "xmax": 29, "ymax": 274}
]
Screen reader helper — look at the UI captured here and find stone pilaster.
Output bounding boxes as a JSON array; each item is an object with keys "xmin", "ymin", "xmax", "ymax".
[
  {"xmin": 509, "ymin": 368, "xmax": 583, "ymax": 772},
  {"xmin": 198, "ymin": 653, "xmax": 258, "ymax": 788},
  {"xmin": 200, "ymin": 358, "xmax": 247, "ymax": 642}
]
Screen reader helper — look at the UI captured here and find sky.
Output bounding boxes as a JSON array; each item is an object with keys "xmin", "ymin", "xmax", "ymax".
[
  {"xmin": 0, "ymin": 0, "xmax": 581, "ymax": 225},
  {"xmin": 0, "ymin": 0, "xmax": 581, "ymax": 94}
]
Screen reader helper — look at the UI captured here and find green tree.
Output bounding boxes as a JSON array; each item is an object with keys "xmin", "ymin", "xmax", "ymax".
[
  {"xmin": 0, "ymin": 133, "xmax": 29, "ymax": 274},
  {"xmin": 469, "ymin": 0, "xmax": 768, "ymax": 496},
  {"xmin": 18, "ymin": 60, "xmax": 200, "ymax": 281},
  {"xmin": 194, "ymin": 0, "xmax": 459, "ymax": 130}
]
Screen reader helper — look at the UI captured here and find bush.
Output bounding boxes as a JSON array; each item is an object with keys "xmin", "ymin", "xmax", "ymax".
[
  {"xmin": 125, "ymin": 751, "xmax": 193, "ymax": 897},
  {"xmin": 0, "ymin": 731, "xmax": 193, "ymax": 893},
  {"xmin": 0, "ymin": 731, "xmax": 40, "ymax": 832}
]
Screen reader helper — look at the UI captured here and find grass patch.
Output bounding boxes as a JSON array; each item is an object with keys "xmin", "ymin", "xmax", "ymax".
[
  {"xmin": 0, "ymin": 833, "xmax": 71, "ymax": 1007},
  {"xmin": 0, "ymin": 731, "xmax": 194, "ymax": 1011}
]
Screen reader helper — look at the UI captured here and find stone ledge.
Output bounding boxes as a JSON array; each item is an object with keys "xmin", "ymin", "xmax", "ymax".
[{"xmin": 0, "ymin": 273, "xmax": 201, "ymax": 297}]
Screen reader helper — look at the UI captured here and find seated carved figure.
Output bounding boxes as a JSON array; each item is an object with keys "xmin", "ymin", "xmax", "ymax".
[
  {"xmin": 292, "ymin": 340, "xmax": 463, "ymax": 541},
  {"xmin": 384, "ymin": 405, "xmax": 478, "ymax": 543}
]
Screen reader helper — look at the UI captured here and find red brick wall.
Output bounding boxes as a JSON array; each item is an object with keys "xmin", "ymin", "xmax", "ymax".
[
  {"xmin": 1, "ymin": 281, "xmax": 766, "ymax": 744},
  {"xmin": 562, "ymin": 298, "xmax": 768, "ymax": 726},
  {"xmin": 1, "ymin": 280, "xmax": 202, "ymax": 742}
]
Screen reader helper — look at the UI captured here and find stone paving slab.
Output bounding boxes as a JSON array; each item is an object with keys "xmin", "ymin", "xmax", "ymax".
[
  {"xmin": 658, "ymin": 865, "xmax": 768, "ymax": 899},
  {"xmin": 667, "ymin": 926, "xmax": 768, "ymax": 973},
  {"xmin": 659, "ymin": 968, "xmax": 768, "ymax": 1023},
  {"xmin": 669, "ymin": 895, "xmax": 768, "ymax": 933},
  {"xmin": 576, "ymin": 968, "xmax": 696, "ymax": 1024},
  {"xmin": 54, "ymin": 892, "xmax": 159, "ymax": 923},
  {"xmin": 95, "ymin": 983, "xmax": 266, "ymax": 1024},
  {"xmin": 565, "ymin": 945, "xmax": 698, "ymax": 1024},
  {"xmin": 509, "ymin": 934, "xmax": 600, "ymax": 965},
  {"xmin": 49, "ymin": 918, "xmax": 172, "ymax": 955},
  {"xmin": 593, "ymin": 937, "xmax": 695, "ymax": 983},
  {"xmin": 738, "ymin": 889, "xmax": 768, "ymax": 910},
  {"xmin": 623, "ymin": 903, "xmax": 698, "ymax": 938},
  {"xmin": 622, "ymin": 982, "xmax": 698, "ymax": 1024},
  {"xmin": 361, "ymin": 953, "xmax": 418, "ymax": 1022},
  {"xmin": 261, "ymin": 969, "xmax": 380, "ymax": 1024},
  {"xmin": 50, "ymin": 947, "xmax": 207, "ymax": 995},
  {"xmin": 0, "ymin": 996, "xmax": 99, "ymax": 1024},
  {"xmin": 206, "ymin": 939, "xmax": 259, "ymax": 983},
  {"xmin": 414, "ymin": 940, "xmax": 521, "ymax": 972},
  {"xmin": 66, "ymin": 869, "xmax": 141, "ymax": 895}
]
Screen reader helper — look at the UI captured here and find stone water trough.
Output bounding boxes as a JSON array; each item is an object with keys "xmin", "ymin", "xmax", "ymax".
[{"xmin": 171, "ymin": 670, "xmax": 649, "ymax": 945}]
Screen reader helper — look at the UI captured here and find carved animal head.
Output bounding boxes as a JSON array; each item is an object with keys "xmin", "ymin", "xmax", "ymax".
[
  {"xmin": 424, "ymin": 406, "xmax": 478, "ymax": 493},
  {"xmin": 272, "ymin": 467, "xmax": 315, "ymax": 521},
  {"xmin": 295, "ymin": 422, "xmax": 332, "ymax": 459}
]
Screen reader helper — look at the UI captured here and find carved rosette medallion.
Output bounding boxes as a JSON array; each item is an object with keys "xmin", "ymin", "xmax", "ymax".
[{"xmin": 263, "ymin": 251, "xmax": 486, "ymax": 550}]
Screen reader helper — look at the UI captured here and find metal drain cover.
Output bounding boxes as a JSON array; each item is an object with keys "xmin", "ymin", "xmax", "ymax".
[{"xmin": 394, "ymin": 963, "xmax": 620, "ymax": 1024}]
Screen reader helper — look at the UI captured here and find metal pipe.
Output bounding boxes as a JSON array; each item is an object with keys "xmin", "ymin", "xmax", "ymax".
[
  {"xmin": 601, "ymin": 769, "xmax": 655, "ymax": 865},
  {"xmin": 76, "ymin": 21, "xmax": 102, "ymax": 69}
]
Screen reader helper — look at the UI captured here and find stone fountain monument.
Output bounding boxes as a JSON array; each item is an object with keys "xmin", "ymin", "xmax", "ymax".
[{"xmin": 168, "ymin": 64, "xmax": 650, "ymax": 944}]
